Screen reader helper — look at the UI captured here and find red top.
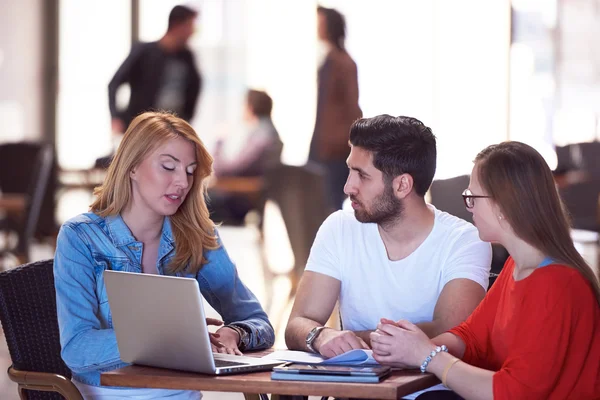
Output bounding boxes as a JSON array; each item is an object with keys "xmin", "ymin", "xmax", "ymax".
[{"xmin": 449, "ymin": 257, "xmax": 600, "ymax": 399}]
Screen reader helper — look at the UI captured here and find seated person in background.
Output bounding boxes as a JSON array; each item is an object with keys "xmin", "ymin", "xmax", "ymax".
[
  {"xmin": 209, "ymin": 89, "xmax": 283, "ymax": 225},
  {"xmin": 213, "ymin": 89, "xmax": 283, "ymax": 177},
  {"xmin": 285, "ymin": 115, "xmax": 492, "ymax": 399},
  {"xmin": 54, "ymin": 111, "xmax": 274, "ymax": 400},
  {"xmin": 370, "ymin": 141, "xmax": 600, "ymax": 400}
]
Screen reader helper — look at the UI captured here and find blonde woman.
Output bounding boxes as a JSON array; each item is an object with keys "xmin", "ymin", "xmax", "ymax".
[{"xmin": 54, "ymin": 112, "xmax": 274, "ymax": 399}]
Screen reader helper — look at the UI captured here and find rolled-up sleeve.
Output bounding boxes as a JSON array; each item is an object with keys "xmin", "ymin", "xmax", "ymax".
[{"xmin": 198, "ymin": 235, "xmax": 275, "ymax": 350}]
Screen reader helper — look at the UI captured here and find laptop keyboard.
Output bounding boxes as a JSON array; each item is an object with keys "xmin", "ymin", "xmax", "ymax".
[{"xmin": 214, "ymin": 359, "xmax": 249, "ymax": 368}]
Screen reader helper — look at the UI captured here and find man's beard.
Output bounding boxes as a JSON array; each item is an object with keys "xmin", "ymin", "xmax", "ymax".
[{"xmin": 351, "ymin": 184, "xmax": 404, "ymax": 227}]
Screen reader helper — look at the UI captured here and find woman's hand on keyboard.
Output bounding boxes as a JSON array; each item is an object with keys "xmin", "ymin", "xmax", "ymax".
[
  {"xmin": 214, "ymin": 326, "xmax": 243, "ymax": 355},
  {"xmin": 206, "ymin": 318, "xmax": 229, "ymax": 353}
]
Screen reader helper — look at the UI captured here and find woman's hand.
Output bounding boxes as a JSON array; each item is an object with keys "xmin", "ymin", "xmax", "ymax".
[
  {"xmin": 212, "ymin": 325, "xmax": 243, "ymax": 355},
  {"xmin": 370, "ymin": 318, "xmax": 436, "ymax": 368},
  {"xmin": 205, "ymin": 318, "xmax": 238, "ymax": 354}
]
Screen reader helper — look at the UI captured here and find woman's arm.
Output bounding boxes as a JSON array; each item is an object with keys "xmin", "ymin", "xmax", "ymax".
[
  {"xmin": 54, "ymin": 224, "xmax": 127, "ymax": 373},
  {"xmin": 373, "ymin": 268, "xmax": 594, "ymax": 400},
  {"xmin": 427, "ymin": 351, "xmax": 494, "ymax": 400},
  {"xmin": 432, "ymin": 332, "xmax": 466, "ymax": 359},
  {"xmin": 222, "ymin": 266, "xmax": 275, "ymax": 350},
  {"xmin": 199, "ymin": 237, "xmax": 275, "ymax": 351},
  {"xmin": 372, "ymin": 320, "xmax": 494, "ymax": 399}
]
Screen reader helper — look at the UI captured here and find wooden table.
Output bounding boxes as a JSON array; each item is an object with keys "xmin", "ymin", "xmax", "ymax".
[
  {"xmin": 210, "ymin": 176, "xmax": 265, "ymax": 196},
  {"xmin": 101, "ymin": 350, "xmax": 439, "ymax": 399},
  {"xmin": 0, "ymin": 193, "xmax": 27, "ymax": 214}
]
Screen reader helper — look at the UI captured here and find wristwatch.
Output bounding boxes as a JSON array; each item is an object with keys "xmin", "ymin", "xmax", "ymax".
[
  {"xmin": 306, "ymin": 326, "xmax": 327, "ymax": 353},
  {"xmin": 224, "ymin": 324, "xmax": 250, "ymax": 351}
]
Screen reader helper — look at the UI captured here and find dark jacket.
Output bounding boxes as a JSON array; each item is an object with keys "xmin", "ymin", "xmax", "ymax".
[
  {"xmin": 309, "ymin": 48, "xmax": 362, "ymax": 162},
  {"xmin": 108, "ymin": 41, "xmax": 202, "ymax": 126}
]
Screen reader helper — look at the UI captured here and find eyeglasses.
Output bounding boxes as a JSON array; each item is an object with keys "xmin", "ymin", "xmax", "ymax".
[{"xmin": 462, "ymin": 189, "xmax": 491, "ymax": 209}]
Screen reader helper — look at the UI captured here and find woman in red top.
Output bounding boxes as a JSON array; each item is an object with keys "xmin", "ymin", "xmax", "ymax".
[{"xmin": 370, "ymin": 141, "xmax": 600, "ymax": 400}]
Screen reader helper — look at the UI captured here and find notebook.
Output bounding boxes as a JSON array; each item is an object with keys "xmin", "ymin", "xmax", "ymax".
[
  {"xmin": 264, "ymin": 349, "xmax": 379, "ymax": 366},
  {"xmin": 271, "ymin": 363, "xmax": 391, "ymax": 383}
]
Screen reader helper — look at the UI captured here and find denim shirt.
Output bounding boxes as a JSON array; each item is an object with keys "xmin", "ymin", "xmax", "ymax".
[{"xmin": 54, "ymin": 212, "xmax": 275, "ymax": 386}]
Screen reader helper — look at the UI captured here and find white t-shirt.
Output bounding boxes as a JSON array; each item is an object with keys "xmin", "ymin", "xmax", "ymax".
[
  {"xmin": 306, "ymin": 205, "xmax": 492, "ymax": 332},
  {"xmin": 305, "ymin": 206, "xmax": 491, "ymax": 399}
]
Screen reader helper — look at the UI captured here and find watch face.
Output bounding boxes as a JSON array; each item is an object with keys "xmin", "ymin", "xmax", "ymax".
[{"xmin": 307, "ymin": 327, "xmax": 321, "ymax": 343}]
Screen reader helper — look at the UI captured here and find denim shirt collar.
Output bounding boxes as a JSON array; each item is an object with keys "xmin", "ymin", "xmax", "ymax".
[
  {"xmin": 105, "ymin": 214, "xmax": 136, "ymax": 247},
  {"xmin": 105, "ymin": 214, "xmax": 175, "ymax": 262}
]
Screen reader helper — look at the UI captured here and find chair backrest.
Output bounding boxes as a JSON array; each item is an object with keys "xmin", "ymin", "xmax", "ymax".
[
  {"xmin": 0, "ymin": 142, "xmax": 57, "ymax": 240},
  {"xmin": 0, "ymin": 143, "xmax": 42, "ymax": 193},
  {"xmin": 576, "ymin": 141, "xmax": 600, "ymax": 179},
  {"xmin": 430, "ymin": 175, "xmax": 473, "ymax": 224},
  {"xmin": 0, "ymin": 259, "xmax": 72, "ymax": 399},
  {"xmin": 559, "ymin": 180, "xmax": 600, "ymax": 232},
  {"xmin": 264, "ymin": 163, "xmax": 333, "ymax": 282},
  {"xmin": 554, "ymin": 144, "xmax": 577, "ymax": 174},
  {"xmin": 19, "ymin": 144, "xmax": 54, "ymax": 254}
]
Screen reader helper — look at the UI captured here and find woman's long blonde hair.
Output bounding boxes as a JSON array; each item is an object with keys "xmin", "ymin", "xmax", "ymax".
[
  {"xmin": 90, "ymin": 111, "xmax": 219, "ymax": 274},
  {"xmin": 476, "ymin": 141, "xmax": 600, "ymax": 306}
]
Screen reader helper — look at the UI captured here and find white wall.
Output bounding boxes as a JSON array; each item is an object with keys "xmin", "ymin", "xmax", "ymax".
[
  {"xmin": 313, "ymin": 0, "xmax": 511, "ymax": 178},
  {"xmin": 0, "ymin": 0, "xmax": 43, "ymax": 142}
]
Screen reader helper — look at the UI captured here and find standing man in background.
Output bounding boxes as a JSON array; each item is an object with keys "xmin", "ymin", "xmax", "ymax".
[
  {"xmin": 108, "ymin": 4, "xmax": 202, "ymax": 135},
  {"xmin": 308, "ymin": 6, "xmax": 362, "ymax": 209}
]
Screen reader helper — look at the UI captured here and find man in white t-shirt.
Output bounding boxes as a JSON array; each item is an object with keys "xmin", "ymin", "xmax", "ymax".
[{"xmin": 285, "ymin": 115, "xmax": 491, "ymax": 398}]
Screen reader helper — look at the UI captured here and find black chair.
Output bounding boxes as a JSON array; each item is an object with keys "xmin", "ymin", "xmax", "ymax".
[
  {"xmin": 429, "ymin": 175, "xmax": 472, "ymax": 224},
  {"xmin": 264, "ymin": 163, "xmax": 333, "ymax": 298},
  {"xmin": 0, "ymin": 259, "xmax": 82, "ymax": 399},
  {"xmin": 559, "ymin": 179, "xmax": 600, "ymax": 232},
  {"xmin": 576, "ymin": 141, "xmax": 600, "ymax": 179},
  {"xmin": 554, "ymin": 144, "xmax": 577, "ymax": 175},
  {"xmin": 430, "ymin": 175, "xmax": 509, "ymax": 276},
  {"xmin": 0, "ymin": 142, "xmax": 57, "ymax": 239},
  {"xmin": 488, "ymin": 272, "xmax": 500, "ymax": 289},
  {"xmin": 0, "ymin": 143, "xmax": 54, "ymax": 264}
]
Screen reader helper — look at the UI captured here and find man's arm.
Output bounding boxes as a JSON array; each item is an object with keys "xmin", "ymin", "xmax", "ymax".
[
  {"xmin": 416, "ymin": 278, "xmax": 486, "ymax": 338},
  {"xmin": 355, "ymin": 279, "xmax": 485, "ymax": 345},
  {"xmin": 284, "ymin": 271, "xmax": 341, "ymax": 352},
  {"xmin": 355, "ymin": 281, "xmax": 484, "ymax": 346},
  {"xmin": 108, "ymin": 44, "xmax": 144, "ymax": 125},
  {"xmin": 285, "ymin": 271, "xmax": 369, "ymax": 358}
]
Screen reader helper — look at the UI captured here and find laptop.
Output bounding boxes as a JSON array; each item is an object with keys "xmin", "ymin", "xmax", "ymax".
[{"xmin": 104, "ymin": 270, "xmax": 283, "ymax": 375}]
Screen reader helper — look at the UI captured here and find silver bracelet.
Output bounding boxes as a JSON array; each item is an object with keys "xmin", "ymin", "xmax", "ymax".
[{"xmin": 420, "ymin": 345, "xmax": 448, "ymax": 373}]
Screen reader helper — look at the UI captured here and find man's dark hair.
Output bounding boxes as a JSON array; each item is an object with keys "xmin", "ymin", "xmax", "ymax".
[
  {"xmin": 168, "ymin": 5, "xmax": 198, "ymax": 31},
  {"xmin": 349, "ymin": 115, "xmax": 437, "ymax": 197},
  {"xmin": 317, "ymin": 6, "xmax": 346, "ymax": 50},
  {"xmin": 246, "ymin": 90, "xmax": 273, "ymax": 118}
]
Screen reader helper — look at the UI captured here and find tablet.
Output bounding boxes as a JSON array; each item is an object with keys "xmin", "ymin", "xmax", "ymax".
[{"xmin": 273, "ymin": 363, "xmax": 391, "ymax": 377}]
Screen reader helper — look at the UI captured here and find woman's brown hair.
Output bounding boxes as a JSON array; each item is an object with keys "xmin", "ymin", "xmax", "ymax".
[
  {"xmin": 90, "ymin": 111, "xmax": 218, "ymax": 274},
  {"xmin": 475, "ymin": 141, "xmax": 600, "ymax": 306}
]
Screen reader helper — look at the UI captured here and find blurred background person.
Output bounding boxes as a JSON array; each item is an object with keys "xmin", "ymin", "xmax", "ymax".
[
  {"xmin": 213, "ymin": 89, "xmax": 282, "ymax": 178},
  {"xmin": 100, "ymin": 4, "xmax": 203, "ymax": 168},
  {"xmin": 209, "ymin": 89, "xmax": 283, "ymax": 225},
  {"xmin": 308, "ymin": 5, "xmax": 362, "ymax": 210}
]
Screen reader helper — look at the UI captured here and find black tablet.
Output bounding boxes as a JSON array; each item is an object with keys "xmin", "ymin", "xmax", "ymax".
[{"xmin": 273, "ymin": 363, "xmax": 391, "ymax": 377}]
